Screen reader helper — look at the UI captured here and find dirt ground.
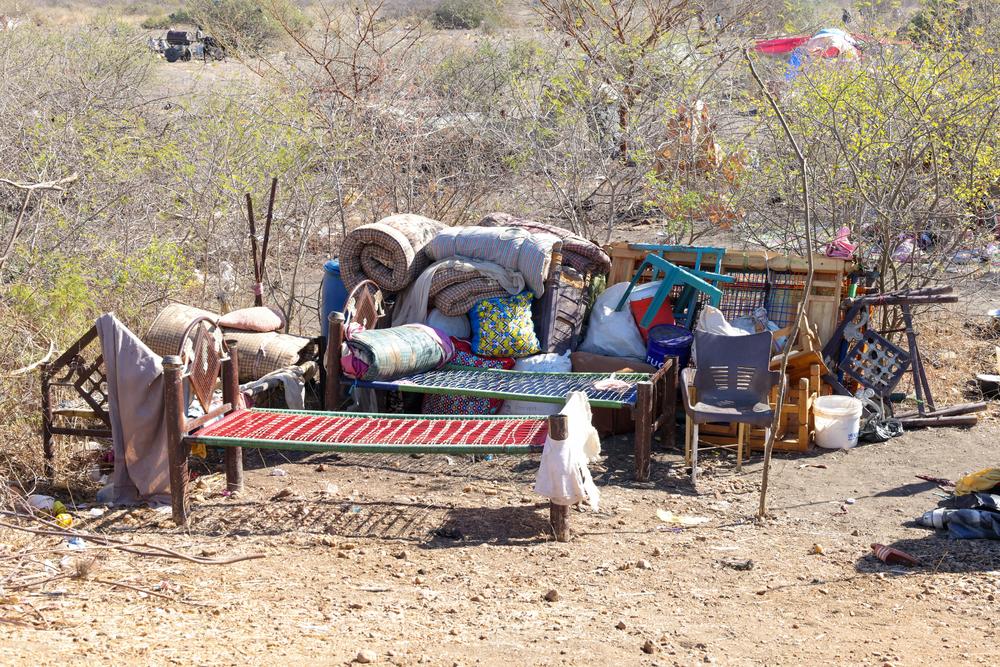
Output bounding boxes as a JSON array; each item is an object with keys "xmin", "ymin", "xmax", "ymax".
[{"xmin": 3, "ymin": 412, "xmax": 999, "ymax": 666}]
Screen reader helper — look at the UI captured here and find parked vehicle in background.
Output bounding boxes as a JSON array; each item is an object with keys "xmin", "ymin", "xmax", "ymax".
[{"xmin": 148, "ymin": 28, "xmax": 226, "ymax": 63}]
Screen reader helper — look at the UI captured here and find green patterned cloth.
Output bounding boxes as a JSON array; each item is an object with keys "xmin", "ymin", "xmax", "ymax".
[{"xmin": 346, "ymin": 324, "xmax": 454, "ymax": 381}]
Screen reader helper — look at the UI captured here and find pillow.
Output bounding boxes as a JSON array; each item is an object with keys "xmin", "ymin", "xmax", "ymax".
[
  {"xmin": 219, "ymin": 306, "xmax": 284, "ymax": 332},
  {"xmin": 628, "ymin": 297, "xmax": 675, "ymax": 344},
  {"xmin": 469, "ymin": 291, "xmax": 540, "ymax": 358},
  {"xmin": 422, "ymin": 338, "xmax": 515, "ymax": 415}
]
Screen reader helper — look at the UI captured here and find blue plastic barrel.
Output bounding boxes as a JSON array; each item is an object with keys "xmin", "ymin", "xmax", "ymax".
[
  {"xmin": 646, "ymin": 324, "xmax": 693, "ymax": 370},
  {"xmin": 321, "ymin": 259, "xmax": 348, "ymax": 337}
]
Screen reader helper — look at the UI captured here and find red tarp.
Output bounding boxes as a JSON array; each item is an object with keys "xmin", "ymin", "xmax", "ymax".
[{"xmin": 753, "ymin": 36, "xmax": 810, "ymax": 55}]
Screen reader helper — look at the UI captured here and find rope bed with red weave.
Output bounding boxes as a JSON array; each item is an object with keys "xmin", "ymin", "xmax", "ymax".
[{"xmin": 187, "ymin": 408, "xmax": 550, "ymax": 455}]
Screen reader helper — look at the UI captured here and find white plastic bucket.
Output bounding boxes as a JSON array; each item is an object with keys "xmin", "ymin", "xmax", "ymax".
[{"xmin": 814, "ymin": 396, "xmax": 863, "ymax": 449}]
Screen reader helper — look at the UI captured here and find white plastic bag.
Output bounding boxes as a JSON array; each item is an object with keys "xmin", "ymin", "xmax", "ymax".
[
  {"xmin": 692, "ymin": 305, "xmax": 749, "ymax": 365},
  {"xmin": 578, "ymin": 282, "xmax": 647, "ymax": 360},
  {"xmin": 499, "ymin": 351, "xmax": 572, "ymax": 416}
]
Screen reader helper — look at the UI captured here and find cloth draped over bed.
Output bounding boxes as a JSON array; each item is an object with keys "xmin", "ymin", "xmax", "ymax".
[
  {"xmin": 426, "ymin": 226, "xmax": 558, "ymax": 298},
  {"xmin": 340, "ymin": 214, "xmax": 446, "ymax": 293},
  {"xmin": 479, "ymin": 212, "xmax": 611, "ymax": 276},
  {"xmin": 97, "ymin": 313, "xmax": 171, "ymax": 506}
]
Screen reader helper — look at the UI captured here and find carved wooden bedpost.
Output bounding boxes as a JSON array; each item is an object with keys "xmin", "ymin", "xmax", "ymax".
[
  {"xmin": 163, "ymin": 355, "xmax": 188, "ymax": 526},
  {"xmin": 324, "ymin": 311, "xmax": 345, "ymax": 411},
  {"xmin": 547, "ymin": 413, "xmax": 571, "ymax": 542},
  {"xmin": 221, "ymin": 339, "xmax": 243, "ymax": 493}
]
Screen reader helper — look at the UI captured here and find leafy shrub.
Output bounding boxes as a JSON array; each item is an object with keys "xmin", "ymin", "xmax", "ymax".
[
  {"xmin": 141, "ymin": 9, "xmax": 197, "ymax": 30},
  {"xmin": 430, "ymin": 0, "xmax": 495, "ymax": 29}
]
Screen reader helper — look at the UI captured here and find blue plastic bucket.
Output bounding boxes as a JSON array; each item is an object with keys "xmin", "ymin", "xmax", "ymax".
[
  {"xmin": 321, "ymin": 259, "xmax": 348, "ymax": 337},
  {"xmin": 646, "ymin": 324, "xmax": 693, "ymax": 370}
]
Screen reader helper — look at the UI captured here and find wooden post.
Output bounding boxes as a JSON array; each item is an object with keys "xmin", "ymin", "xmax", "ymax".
[
  {"xmin": 663, "ymin": 357, "xmax": 677, "ymax": 450},
  {"xmin": 40, "ymin": 362, "xmax": 54, "ymax": 477},
  {"xmin": 534, "ymin": 241, "xmax": 563, "ymax": 352},
  {"xmin": 324, "ymin": 312, "xmax": 345, "ymax": 411},
  {"xmin": 221, "ymin": 340, "xmax": 243, "ymax": 493},
  {"xmin": 163, "ymin": 356, "xmax": 189, "ymax": 526},
  {"xmin": 634, "ymin": 380, "xmax": 653, "ymax": 482},
  {"xmin": 547, "ymin": 413, "xmax": 571, "ymax": 543}
]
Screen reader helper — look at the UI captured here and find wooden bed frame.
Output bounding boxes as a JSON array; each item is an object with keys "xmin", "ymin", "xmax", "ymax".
[
  {"xmin": 163, "ymin": 341, "xmax": 577, "ymax": 541},
  {"xmin": 324, "ymin": 312, "xmax": 677, "ymax": 482}
]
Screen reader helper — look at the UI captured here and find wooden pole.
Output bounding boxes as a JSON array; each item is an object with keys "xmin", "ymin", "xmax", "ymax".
[
  {"xmin": 163, "ymin": 355, "xmax": 189, "ymax": 526},
  {"xmin": 547, "ymin": 413, "xmax": 571, "ymax": 543},
  {"xmin": 662, "ymin": 357, "xmax": 677, "ymax": 450},
  {"xmin": 634, "ymin": 380, "xmax": 653, "ymax": 482},
  {"xmin": 221, "ymin": 340, "xmax": 243, "ymax": 493},
  {"xmin": 324, "ymin": 312, "xmax": 345, "ymax": 410},
  {"xmin": 745, "ymin": 48, "xmax": 817, "ymax": 519},
  {"xmin": 40, "ymin": 363, "xmax": 54, "ymax": 477},
  {"xmin": 259, "ymin": 177, "xmax": 277, "ymax": 294},
  {"xmin": 246, "ymin": 193, "xmax": 263, "ymax": 307}
]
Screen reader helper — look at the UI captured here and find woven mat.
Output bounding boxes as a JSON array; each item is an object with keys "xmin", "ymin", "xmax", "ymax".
[{"xmin": 189, "ymin": 408, "xmax": 548, "ymax": 454}]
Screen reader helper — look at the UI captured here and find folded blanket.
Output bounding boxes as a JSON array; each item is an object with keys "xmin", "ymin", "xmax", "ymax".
[
  {"xmin": 343, "ymin": 323, "xmax": 454, "ymax": 381},
  {"xmin": 392, "ymin": 257, "xmax": 525, "ymax": 326},
  {"xmin": 432, "ymin": 278, "xmax": 512, "ymax": 317},
  {"xmin": 479, "ymin": 212, "xmax": 611, "ymax": 275},
  {"xmin": 340, "ymin": 214, "xmax": 446, "ymax": 293},
  {"xmin": 427, "ymin": 226, "xmax": 558, "ymax": 297}
]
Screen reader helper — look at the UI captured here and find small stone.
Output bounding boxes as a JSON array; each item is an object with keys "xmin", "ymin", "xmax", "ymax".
[
  {"xmin": 544, "ymin": 589, "xmax": 560, "ymax": 602},
  {"xmin": 851, "ymin": 529, "xmax": 860, "ymax": 536},
  {"xmin": 642, "ymin": 639, "xmax": 656, "ymax": 654},
  {"xmin": 321, "ymin": 536, "xmax": 336, "ymax": 547},
  {"xmin": 845, "ymin": 498, "xmax": 856, "ymax": 505},
  {"xmin": 449, "ymin": 628, "xmax": 459, "ymax": 636},
  {"xmin": 652, "ymin": 547, "xmax": 662, "ymax": 557},
  {"xmin": 337, "ymin": 550, "xmax": 351, "ymax": 559},
  {"xmin": 636, "ymin": 559, "xmax": 652, "ymax": 570},
  {"xmin": 315, "ymin": 464, "xmax": 328, "ymax": 472},
  {"xmin": 462, "ymin": 486, "xmax": 472, "ymax": 493},
  {"xmin": 811, "ymin": 544, "xmax": 824, "ymax": 555},
  {"xmin": 470, "ymin": 595, "xmax": 483, "ymax": 602},
  {"xmin": 355, "ymin": 649, "xmax": 377, "ymax": 663},
  {"xmin": 616, "ymin": 620, "xmax": 627, "ymax": 630},
  {"xmin": 414, "ymin": 576, "xmax": 425, "ymax": 585},
  {"xmin": 393, "ymin": 551, "xmax": 407, "ymax": 560}
]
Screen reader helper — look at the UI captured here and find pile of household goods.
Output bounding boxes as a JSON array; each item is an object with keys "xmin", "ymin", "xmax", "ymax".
[
  {"xmin": 333, "ymin": 212, "xmax": 632, "ymax": 420},
  {"xmin": 329, "ymin": 225, "xmax": 848, "ymax": 452}
]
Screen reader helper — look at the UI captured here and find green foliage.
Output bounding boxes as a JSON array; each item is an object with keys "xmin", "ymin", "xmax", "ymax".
[
  {"xmin": 141, "ymin": 9, "xmax": 197, "ymax": 29},
  {"xmin": 431, "ymin": 0, "xmax": 499, "ymax": 30},
  {"xmin": 743, "ymin": 40, "xmax": 1000, "ymax": 283},
  {"xmin": 186, "ymin": 0, "xmax": 306, "ymax": 52},
  {"xmin": 432, "ymin": 38, "xmax": 539, "ymax": 100}
]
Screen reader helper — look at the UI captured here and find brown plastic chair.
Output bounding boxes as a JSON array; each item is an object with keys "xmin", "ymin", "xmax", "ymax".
[{"xmin": 682, "ymin": 330, "xmax": 780, "ymax": 487}]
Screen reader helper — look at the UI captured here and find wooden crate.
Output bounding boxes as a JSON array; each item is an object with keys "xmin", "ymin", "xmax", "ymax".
[{"xmin": 604, "ymin": 242, "xmax": 852, "ymax": 346}]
